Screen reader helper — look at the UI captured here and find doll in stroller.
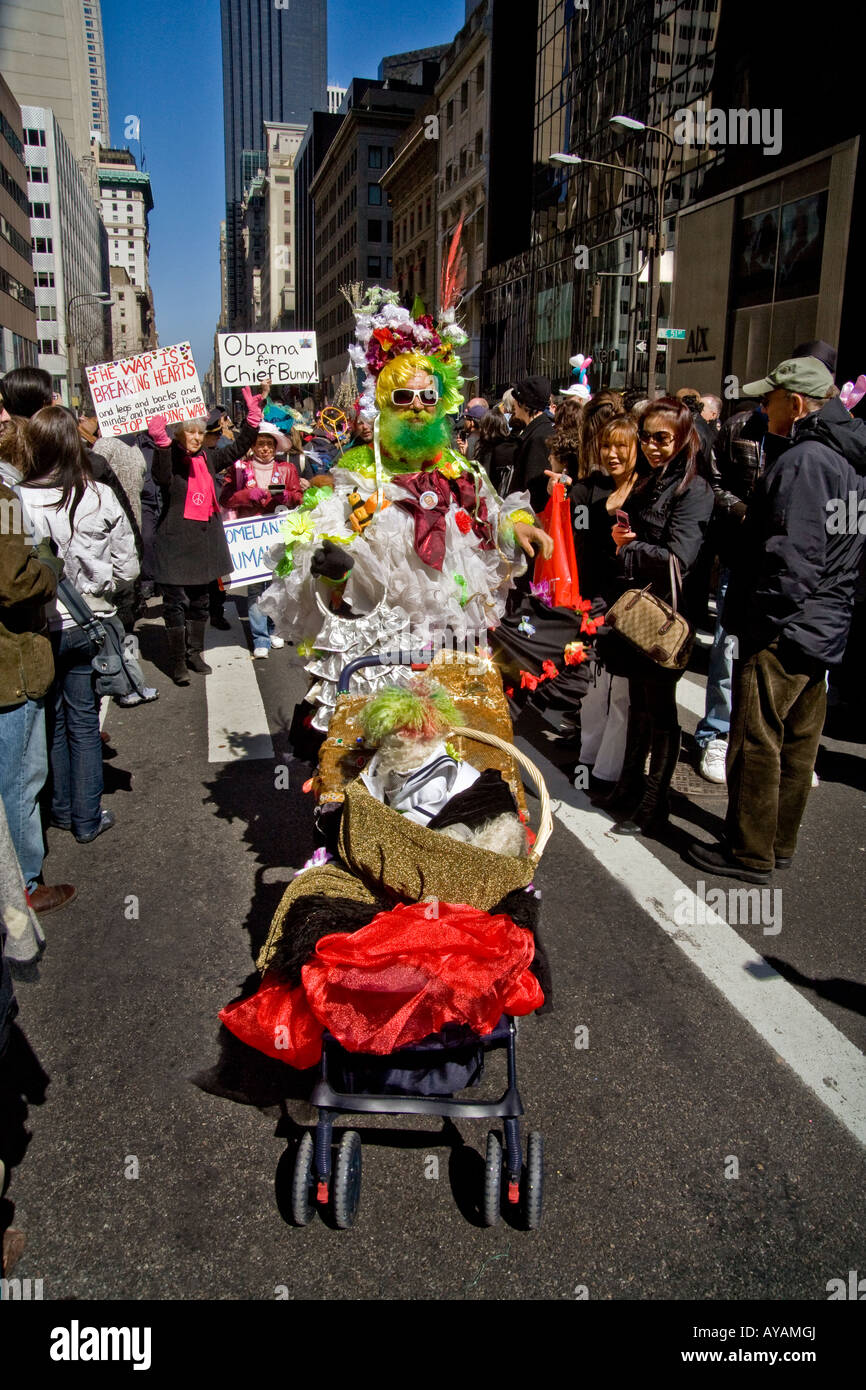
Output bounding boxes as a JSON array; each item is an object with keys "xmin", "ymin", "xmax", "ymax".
[{"xmin": 220, "ymin": 649, "xmax": 552, "ymax": 1230}]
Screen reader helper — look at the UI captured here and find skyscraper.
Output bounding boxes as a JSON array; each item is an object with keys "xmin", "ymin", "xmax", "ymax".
[
  {"xmin": 0, "ymin": 0, "xmax": 106, "ymax": 161},
  {"xmin": 220, "ymin": 0, "xmax": 327, "ymax": 328}
]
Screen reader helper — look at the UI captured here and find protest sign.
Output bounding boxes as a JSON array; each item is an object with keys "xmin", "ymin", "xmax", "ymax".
[
  {"xmin": 218, "ymin": 332, "xmax": 319, "ymax": 388},
  {"xmin": 86, "ymin": 342, "xmax": 205, "ymax": 437},
  {"xmin": 221, "ymin": 512, "xmax": 288, "ymax": 587}
]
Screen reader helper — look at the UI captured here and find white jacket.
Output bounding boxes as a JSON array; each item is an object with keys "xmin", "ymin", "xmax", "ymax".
[{"xmin": 19, "ymin": 479, "xmax": 139, "ymax": 629}]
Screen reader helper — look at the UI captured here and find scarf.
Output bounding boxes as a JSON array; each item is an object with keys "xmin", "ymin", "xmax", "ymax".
[
  {"xmin": 183, "ymin": 451, "xmax": 217, "ymax": 521},
  {"xmin": 395, "ymin": 468, "xmax": 492, "ymax": 570}
]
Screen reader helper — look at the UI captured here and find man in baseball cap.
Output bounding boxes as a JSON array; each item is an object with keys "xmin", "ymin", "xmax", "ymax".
[{"xmin": 688, "ymin": 352, "xmax": 866, "ymax": 884}]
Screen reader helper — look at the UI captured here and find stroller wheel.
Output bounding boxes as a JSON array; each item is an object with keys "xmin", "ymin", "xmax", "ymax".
[
  {"xmin": 290, "ymin": 1132, "xmax": 316, "ymax": 1226},
  {"xmin": 481, "ymin": 1132, "xmax": 502, "ymax": 1227},
  {"xmin": 523, "ymin": 1131, "xmax": 544, "ymax": 1230},
  {"xmin": 333, "ymin": 1130, "xmax": 362, "ymax": 1229}
]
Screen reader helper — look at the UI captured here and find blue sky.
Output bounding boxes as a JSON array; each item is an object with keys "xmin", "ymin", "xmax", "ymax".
[{"xmin": 101, "ymin": 0, "xmax": 466, "ymax": 376}]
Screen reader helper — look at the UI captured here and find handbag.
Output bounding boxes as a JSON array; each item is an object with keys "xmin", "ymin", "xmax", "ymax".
[
  {"xmin": 57, "ymin": 579, "xmax": 149, "ymax": 698},
  {"xmin": 604, "ymin": 553, "xmax": 694, "ymax": 671}
]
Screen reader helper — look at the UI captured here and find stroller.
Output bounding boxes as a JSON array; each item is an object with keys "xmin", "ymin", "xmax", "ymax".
[{"xmin": 270, "ymin": 651, "xmax": 552, "ymax": 1230}]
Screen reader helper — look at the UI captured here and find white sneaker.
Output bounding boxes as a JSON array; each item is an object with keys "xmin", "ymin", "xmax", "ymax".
[
  {"xmin": 253, "ymin": 647, "xmax": 269, "ymax": 659},
  {"xmin": 270, "ymin": 635, "xmax": 285, "ymax": 649},
  {"xmin": 811, "ymin": 770, "xmax": 819, "ymax": 787},
  {"xmin": 699, "ymin": 738, "xmax": 727, "ymax": 784}
]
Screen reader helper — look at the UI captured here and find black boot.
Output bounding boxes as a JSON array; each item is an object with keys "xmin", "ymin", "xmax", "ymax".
[
  {"xmin": 186, "ymin": 619, "xmax": 212, "ymax": 675},
  {"xmin": 165, "ymin": 625, "xmax": 190, "ymax": 685},
  {"xmin": 593, "ymin": 710, "xmax": 651, "ymax": 818},
  {"xmin": 615, "ymin": 727, "xmax": 681, "ymax": 835}
]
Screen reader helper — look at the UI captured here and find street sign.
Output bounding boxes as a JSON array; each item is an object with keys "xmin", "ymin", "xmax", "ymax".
[
  {"xmin": 658, "ymin": 329, "xmax": 686, "ymax": 340},
  {"xmin": 636, "ymin": 341, "xmax": 647, "ymax": 353}
]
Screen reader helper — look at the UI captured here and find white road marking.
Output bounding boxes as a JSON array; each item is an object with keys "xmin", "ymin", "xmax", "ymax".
[
  {"xmin": 677, "ymin": 672, "xmax": 705, "ymax": 719},
  {"xmin": 548, "ymin": 788, "xmax": 866, "ymax": 1148},
  {"xmin": 205, "ymin": 599, "xmax": 274, "ymax": 762}
]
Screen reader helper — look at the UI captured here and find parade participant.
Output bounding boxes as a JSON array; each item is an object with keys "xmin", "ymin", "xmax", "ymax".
[
  {"xmin": 258, "ymin": 285, "xmax": 550, "ymax": 729},
  {"xmin": 219, "ymin": 425, "xmax": 303, "ymax": 658},
  {"xmin": 146, "ymin": 383, "xmax": 267, "ymax": 685}
]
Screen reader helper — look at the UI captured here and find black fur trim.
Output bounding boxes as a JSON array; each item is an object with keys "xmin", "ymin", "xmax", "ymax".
[{"xmin": 267, "ymin": 893, "xmax": 387, "ymax": 986}]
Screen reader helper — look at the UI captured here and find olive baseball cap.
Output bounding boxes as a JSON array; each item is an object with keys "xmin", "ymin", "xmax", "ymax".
[{"xmin": 742, "ymin": 356, "xmax": 834, "ymax": 398}]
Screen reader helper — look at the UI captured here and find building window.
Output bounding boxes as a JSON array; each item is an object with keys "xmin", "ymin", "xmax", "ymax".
[
  {"xmin": 284, "ymin": 190, "xmax": 291, "ymax": 203},
  {"xmin": 35, "ymin": 271, "xmax": 54, "ymax": 287},
  {"xmin": 387, "ymin": 221, "xmax": 392, "ymax": 243},
  {"xmin": 476, "ymin": 59, "xmax": 485, "ymax": 92},
  {"xmin": 38, "ymin": 305, "xmax": 55, "ymax": 321},
  {"xmin": 368, "ymin": 183, "xmax": 382, "ymax": 205},
  {"xmin": 368, "ymin": 219, "xmax": 382, "ymax": 242},
  {"xmin": 460, "ymin": 81, "xmax": 469, "ymax": 112},
  {"xmin": 32, "ymin": 237, "xmax": 53, "ymax": 252},
  {"xmin": 25, "ymin": 129, "xmax": 46, "ymax": 147},
  {"xmin": 368, "ymin": 146, "xmax": 382, "ymax": 169},
  {"xmin": 386, "ymin": 257, "xmax": 393, "ymax": 278},
  {"xmin": 446, "ymin": 100, "xmax": 454, "ymax": 127},
  {"xmin": 367, "ymin": 256, "xmax": 382, "ymax": 276}
]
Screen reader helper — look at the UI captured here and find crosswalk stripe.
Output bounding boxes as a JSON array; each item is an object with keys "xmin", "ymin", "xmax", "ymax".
[
  {"xmin": 205, "ymin": 599, "xmax": 274, "ymax": 763},
  {"xmin": 521, "ymin": 739, "xmax": 866, "ymax": 1148},
  {"xmin": 677, "ymin": 672, "xmax": 705, "ymax": 718}
]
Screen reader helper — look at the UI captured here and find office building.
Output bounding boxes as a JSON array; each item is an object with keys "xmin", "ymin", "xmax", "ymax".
[
  {"xmin": 381, "ymin": 102, "xmax": 437, "ymax": 315},
  {"xmin": 220, "ymin": 0, "xmax": 327, "ymax": 328},
  {"xmin": 108, "ymin": 265, "xmax": 154, "ymax": 358},
  {"xmin": 21, "ymin": 106, "xmax": 110, "ymax": 404},
  {"xmin": 327, "ymin": 86, "xmax": 346, "ymax": 115},
  {"xmin": 482, "ymin": 0, "xmax": 862, "ymax": 397},
  {"xmin": 294, "ymin": 111, "xmax": 342, "ymax": 335},
  {"xmin": 260, "ymin": 121, "xmax": 306, "ymax": 329},
  {"xmin": 0, "ymin": 0, "xmax": 100, "ymax": 160},
  {"xmin": 0, "ymin": 75, "xmax": 38, "ymax": 373},
  {"xmin": 311, "ymin": 76, "xmax": 439, "ymax": 390},
  {"xmin": 97, "ymin": 146, "xmax": 155, "ymax": 356}
]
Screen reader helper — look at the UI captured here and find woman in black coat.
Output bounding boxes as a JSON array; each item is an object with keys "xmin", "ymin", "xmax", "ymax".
[
  {"xmin": 147, "ymin": 383, "xmax": 267, "ymax": 684},
  {"xmin": 598, "ymin": 397, "xmax": 713, "ymax": 835}
]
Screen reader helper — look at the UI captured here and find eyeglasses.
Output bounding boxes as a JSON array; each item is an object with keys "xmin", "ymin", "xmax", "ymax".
[
  {"xmin": 639, "ymin": 429, "xmax": 675, "ymax": 446},
  {"xmin": 391, "ymin": 387, "xmax": 439, "ymax": 407}
]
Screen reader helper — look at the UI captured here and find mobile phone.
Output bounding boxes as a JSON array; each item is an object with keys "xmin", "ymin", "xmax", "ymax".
[{"xmin": 615, "ymin": 509, "xmax": 630, "ymax": 527}]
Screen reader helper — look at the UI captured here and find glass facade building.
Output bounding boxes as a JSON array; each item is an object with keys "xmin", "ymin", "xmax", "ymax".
[{"xmin": 220, "ymin": 0, "xmax": 327, "ymax": 328}]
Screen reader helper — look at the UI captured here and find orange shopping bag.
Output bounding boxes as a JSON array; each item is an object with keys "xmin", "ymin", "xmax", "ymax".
[{"xmin": 532, "ymin": 479, "xmax": 580, "ymax": 609}]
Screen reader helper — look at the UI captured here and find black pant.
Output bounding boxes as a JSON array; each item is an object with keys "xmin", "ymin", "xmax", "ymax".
[
  {"xmin": 627, "ymin": 662, "xmax": 681, "ymax": 729},
  {"xmin": 159, "ymin": 583, "xmax": 209, "ymax": 629}
]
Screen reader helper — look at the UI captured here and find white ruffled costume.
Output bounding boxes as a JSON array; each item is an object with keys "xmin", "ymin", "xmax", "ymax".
[{"xmin": 258, "ymin": 453, "xmax": 532, "ymax": 729}]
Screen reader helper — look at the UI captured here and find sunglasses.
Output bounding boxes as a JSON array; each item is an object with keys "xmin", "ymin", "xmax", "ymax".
[
  {"xmin": 639, "ymin": 429, "xmax": 675, "ymax": 446},
  {"xmin": 391, "ymin": 387, "xmax": 439, "ymax": 407}
]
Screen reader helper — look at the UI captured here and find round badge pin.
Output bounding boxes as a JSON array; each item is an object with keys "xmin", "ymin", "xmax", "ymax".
[{"xmin": 419, "ymin": 490, "xmax": 438, "ymax": 510}]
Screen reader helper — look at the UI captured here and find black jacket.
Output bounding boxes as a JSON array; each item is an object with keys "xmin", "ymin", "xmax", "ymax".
[
  {"xmin": 570, "ymin": 469, "xmax": 621, "ymax": 606},
  {"xmin": 618, "ymin": 451, "xmax": 714, "ymax": 617},
  {"xmin": 478, "ymin": 433, "xmax": 520, "ymax": 495},
  {"xmin": 513, "ymin": 411, "xmax": 554, "ymax": 515},
  {"xmin": 724, "ymin": 397, "xmax": 866, "ymax": 665},
  {"xmin": 151, "ymin": 419, "xmax": 256, "ymax": 586}
]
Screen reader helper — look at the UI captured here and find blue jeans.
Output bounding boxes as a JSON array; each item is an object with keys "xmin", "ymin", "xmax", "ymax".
[
  {"xmin": 695, "ymin": 567, "xmax": 733, "ymax": 748},
  {"xmin": 0, "ymin": 697, "xmax": 48, "ymax": 891},
  {"xmin": 49, "ymin": 626, "xmax": 104, "ymax": 838},
  {"xmin": 247, "ymin": 583, "xmax": 273, "ymax": 650}
]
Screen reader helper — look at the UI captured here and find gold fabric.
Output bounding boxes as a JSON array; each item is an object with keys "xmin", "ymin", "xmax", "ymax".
[
  {"xmin": 256, "ymin": 863, "xmax": 380, "ymax": 973},
  {"xmin": 338, "ymin": 779, "xmax": 534, "ymax": 911},
  {"xmin": 314, "ymin": 651, "xmax": 526, "ymax": 814}
]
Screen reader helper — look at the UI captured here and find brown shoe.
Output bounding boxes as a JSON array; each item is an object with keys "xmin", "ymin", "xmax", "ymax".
[
  {"xmin": 27, "ymin": 883, "xmax": 77, "ymax": 915},
  {"xmin": 2, "ymin": 1228, "xmax": 26, "ymax": 1277}
]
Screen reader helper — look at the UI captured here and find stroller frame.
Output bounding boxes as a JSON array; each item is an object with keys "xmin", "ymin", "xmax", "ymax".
[{"xmin": 289, "ymin": 652, "xmax": 545, "ymax": 1230}]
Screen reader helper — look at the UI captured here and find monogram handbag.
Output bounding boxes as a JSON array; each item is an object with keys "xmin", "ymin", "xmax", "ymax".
[{"xmin": 604, "ymin": 553, "xmax": 694, "ymax": 671}]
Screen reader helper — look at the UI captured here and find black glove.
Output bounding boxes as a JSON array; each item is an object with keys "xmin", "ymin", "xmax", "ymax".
[
  {"xmin": 32, "ymin": 536, "xmax": 63, "ymax": 582},
  {"xmin": 310, "ymin": 539, "xmax": 354, "ymax": 583}
]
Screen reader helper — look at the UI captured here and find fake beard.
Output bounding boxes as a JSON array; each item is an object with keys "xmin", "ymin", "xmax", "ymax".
[{"xmin": 378, "ymin": 406, "xmax": 452, "ymax": 470}]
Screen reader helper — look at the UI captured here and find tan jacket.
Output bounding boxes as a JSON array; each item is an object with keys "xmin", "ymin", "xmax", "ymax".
[{"xmin": 0, "ymin": 481, "xmax": 57, "ymax": 706}]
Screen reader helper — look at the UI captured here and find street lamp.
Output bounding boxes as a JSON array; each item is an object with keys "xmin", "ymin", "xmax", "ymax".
[
  {"xmin": 65, "ymin": 293, "xmax": 114, "ymax": 405},
  {"xmin": 550, "ymin": 152, "xmax": 654, "ymax": 387},
  {"xmin": 609, "ymin": 115, "xmax": 676, "ymax": 397}
]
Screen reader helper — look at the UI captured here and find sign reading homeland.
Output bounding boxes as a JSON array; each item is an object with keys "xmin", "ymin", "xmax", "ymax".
[
  {"xmin": 222, "ymin": 512, "xmax": 287, "ymax": 587},
  {"xmin": 86, "ymin": 343, "xmax": 205, "ymax": 437},
  {"xmin": 217, "ymin": 332, "xmax": 319, "ymax": 388}
]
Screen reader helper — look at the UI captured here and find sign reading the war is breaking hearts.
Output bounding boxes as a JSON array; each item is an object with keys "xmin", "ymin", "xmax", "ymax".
[
  {"xmin": 86, "ymin": 342, "xmax": 205, "ymax": 437},
  {"xmin": 217, "ymin": 331, "xmax": 319, "ymax": 387}
]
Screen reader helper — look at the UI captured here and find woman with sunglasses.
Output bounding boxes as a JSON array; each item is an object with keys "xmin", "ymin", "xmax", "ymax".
[{"xmin": 598, "ymin": 398, "xmax": 713, "ymax": 835}]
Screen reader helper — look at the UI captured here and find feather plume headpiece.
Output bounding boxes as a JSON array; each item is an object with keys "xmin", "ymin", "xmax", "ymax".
[{"xmin": 359, "ymin": 676, "xmax": 460, "ymax": 745}]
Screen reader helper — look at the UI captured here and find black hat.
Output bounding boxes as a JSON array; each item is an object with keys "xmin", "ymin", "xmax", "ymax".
[
  {"xmin": 205, "ymin": 406, "xmax": 227, "ymax": 430},
  {"xmin": 513, "ymin": 376, "xmax": 552, "ymax": 414},
  {"xmin": 792, "ymin": 340, "xmax": 837, "ymax": 374}
]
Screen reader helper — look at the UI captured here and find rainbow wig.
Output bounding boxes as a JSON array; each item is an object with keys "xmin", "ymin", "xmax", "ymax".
[
  {"xmin": 359, "ymin": 677, "xmax": 460, "ymax": 745},
  {"xmin": 375, "ymin": 350, "xmax": 464, "ymax": 418}
]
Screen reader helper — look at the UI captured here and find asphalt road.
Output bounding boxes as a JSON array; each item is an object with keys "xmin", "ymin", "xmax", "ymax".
[{"xmin": 4, "ymin": 595, "xmax": 866, "ymax": 1305}]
